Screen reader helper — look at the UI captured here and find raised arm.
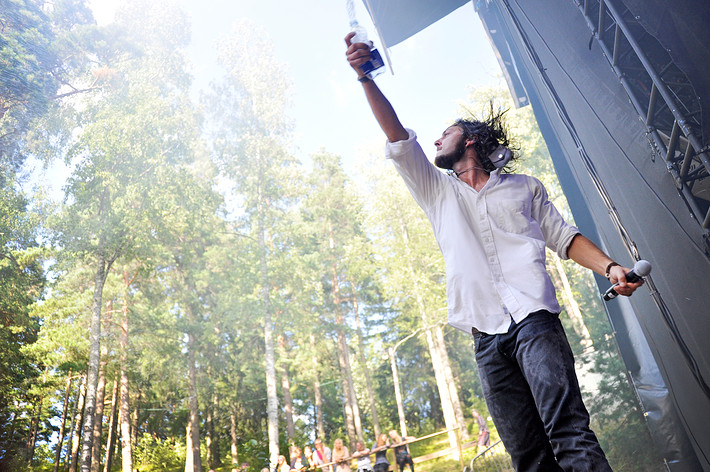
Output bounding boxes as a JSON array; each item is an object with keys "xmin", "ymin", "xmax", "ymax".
[{"xmin": 345, "ymin": 32, "xmax": 408, "ymax": 143}]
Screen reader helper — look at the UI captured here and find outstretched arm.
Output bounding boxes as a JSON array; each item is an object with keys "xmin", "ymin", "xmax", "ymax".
[
  {"xmin": 345, "ymin": 32, "xmax": 408, "ymax": 143},
  {"xmin": 566, "ymin": 234, "xmax": 643, "ymax": 297}
]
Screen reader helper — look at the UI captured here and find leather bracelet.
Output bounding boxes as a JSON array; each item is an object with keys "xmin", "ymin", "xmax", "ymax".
[
  {"xmin": 605, "ymin": 262, "xmax": 620, "ymax": 278},
  {"xmin": 357, "ymin": 75, "xmax": 371, "ymax": 83}
]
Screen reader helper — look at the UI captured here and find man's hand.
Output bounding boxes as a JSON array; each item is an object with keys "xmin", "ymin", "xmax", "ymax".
[
  {"xmin": 345, "ymin": 32, "xmax": 371, "ymax": 78},
  {"xmin": 343, "ymin": 31, "xmax": 408, "ymax": 142},
  {"xmin": 608, "ymin": 264, "xmax": 644, "ymax": 297}
]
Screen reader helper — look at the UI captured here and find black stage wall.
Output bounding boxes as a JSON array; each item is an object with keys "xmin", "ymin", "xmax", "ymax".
[
  {"xmin": 363, "ymin": 0, "xmax": 710, "ymax": 470},
  {"xmin": 476, "ymin": 1, "xmax": 710, "ymax": 470}
]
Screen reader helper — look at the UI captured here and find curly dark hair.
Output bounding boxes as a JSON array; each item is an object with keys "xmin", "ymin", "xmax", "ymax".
[{"xmin": 453, "ymin": 107, "xmax": 517, "ymax": 173}]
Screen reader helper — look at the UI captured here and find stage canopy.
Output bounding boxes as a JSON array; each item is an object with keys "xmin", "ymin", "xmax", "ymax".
[{"xmin": 361, "ymin": 0, "xmax": 467, "ymax": 48}]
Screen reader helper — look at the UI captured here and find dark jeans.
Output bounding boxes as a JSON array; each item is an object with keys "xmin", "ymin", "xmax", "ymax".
[
  {"xmin": 373, "ymin": 464, "xmax": 389, "ymax": 472},
  {"xmin": 395, "ymin": 451, "xmax": 414, "ymax": 472},
  {"xmin": 474, "ymin": 311, "xmax": 612, "ymax": 472}
]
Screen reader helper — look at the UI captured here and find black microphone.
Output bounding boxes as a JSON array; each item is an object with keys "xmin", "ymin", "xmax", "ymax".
[{"xmin": 603, "ymin": 260, "xmax": 651, "ymax": 301}]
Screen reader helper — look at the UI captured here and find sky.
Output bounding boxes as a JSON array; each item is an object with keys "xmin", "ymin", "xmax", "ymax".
[{"xmin": 86, "ymin": 0, "xmax": 505, "ymax": 179}]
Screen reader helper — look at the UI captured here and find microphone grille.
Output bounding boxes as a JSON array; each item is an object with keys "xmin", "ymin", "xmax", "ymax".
[{"xmin": 633, "ymin": 259, "xmax": 652, "ymax": 277}]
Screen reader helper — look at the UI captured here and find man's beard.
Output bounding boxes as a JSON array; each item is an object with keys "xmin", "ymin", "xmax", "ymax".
[{"xmin": 434, "ymin": 140, "xmax": 466, "ymax": 170}]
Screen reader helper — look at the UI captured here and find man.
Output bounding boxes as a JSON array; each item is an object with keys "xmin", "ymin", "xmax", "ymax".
[
  {"xmin": 345, "ymin": 32, "xmax": 643, "ymax": 472},
  {"xmin": 313, "ymin": 438, "xmax": 333, "ymax": 472},
  {"xmin": 472, "ymin": 410, "xmax": 491, "ymax": 449}
]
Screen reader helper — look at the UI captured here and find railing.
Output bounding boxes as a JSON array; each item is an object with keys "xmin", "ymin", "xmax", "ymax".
[
  {"xmin": 573, "ymin": 0, "xmax": 710, "ymax": 249},
  {"xmin": 462, "ymin": 440, "xmax": 513, "ymax": 472},
  {"xmin": 313, "ymin": 428, "xmax": 463, "ymax": 471}
]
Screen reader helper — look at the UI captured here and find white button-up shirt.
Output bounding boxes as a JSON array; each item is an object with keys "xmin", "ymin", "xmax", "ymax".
[{"xmin": 386, "ymin": 129, "xmax": 580, "ymax": 335}]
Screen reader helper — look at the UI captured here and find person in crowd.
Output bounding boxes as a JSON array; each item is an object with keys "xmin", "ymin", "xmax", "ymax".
[
  {"xmin": 472, "ymin": 410, "xmax": 491, "ymax": 449},
  {"xmin": 304, "ymin": 445, "xmax": 317, "ymax": 471},
  {"xmin": 352, "ymin": 441, "xmax": 373, "ymax": 472},
  {"xmin": 345, "ymin": 30, "xmax": 643, "ymax": 472},
  {"xmin": 332, "ymin": 438, "xmax": 351, "ymax": 472},
  {"xmin": 370, "ymin": 433, "xmax": 390, "ymax": 472},
  {"xmin": 276, "ymin": 455, "xmax": 291, "ymax": 472},
  {"xmin": 291, "ymin": 446, "xmax": 306, "ymax": 471},
  {"xmin": 314, "ymin": 437, "xmax": 333, "ymax": 472},
  {"xmin": 387, "ymin": 431, "xmax": 414, "ymax": 472}
]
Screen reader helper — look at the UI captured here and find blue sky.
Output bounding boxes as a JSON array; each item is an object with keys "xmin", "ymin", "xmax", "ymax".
[{"xmin": 88, "ymin": 0, "xmax": 503, "ymax": 171}]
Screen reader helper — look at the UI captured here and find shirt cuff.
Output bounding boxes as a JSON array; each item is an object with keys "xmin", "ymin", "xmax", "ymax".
[
  {"xmin": 558, "ymin": 228, "xmax": 581, "ymax": 260},
  {"xmin": 385, "ymin": 128, "xmax": 417, "ymax": 160}
]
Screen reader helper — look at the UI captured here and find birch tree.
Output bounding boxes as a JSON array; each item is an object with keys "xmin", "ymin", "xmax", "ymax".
[
  {"xmin": 52, "ymin": 0, "xmax": 199, "ymax": 465},
  {"xmin": 363, "ymin": 158, "xmax": 463, "ymax": 447},
  {"xmin": 207, "ymin": 18, "xmax": 299, "ymax": 469}
]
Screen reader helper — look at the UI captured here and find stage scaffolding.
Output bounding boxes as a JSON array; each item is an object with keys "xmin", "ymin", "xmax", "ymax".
[{"xmin": 575, "ymin": 0, "xmax": 710, "ymax": 249}]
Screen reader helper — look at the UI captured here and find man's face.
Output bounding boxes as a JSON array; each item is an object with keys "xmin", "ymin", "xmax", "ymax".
[{"xmin": 434, "ymin": 126, "xmax": 466, "ymax": 170}]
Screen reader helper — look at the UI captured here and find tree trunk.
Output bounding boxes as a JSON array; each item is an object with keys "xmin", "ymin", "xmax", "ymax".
[
  {"xmin": 211, "ymin": 393, "xmax": 221, "ymax": 468},
  {"xmin": 336, "ymin": 319, "xmax": 358, "ymax": 447},
  {"xmin": 347, "ymin": 355, "xmax": 363, "ymax": 443},
  {"xmin": 90, "ymin": 359, "xmax": 107, "ymax": 472},
  {"xmin": 258, "ymin": 206, "xmax": 280, "ymax": 470},
  {"xmin": 310, "ymin": 333, "xmax": 326, "ymax": 440},
  {"xmin": 54, "ymin": 369, "xmax": 73, "ymax": 472},
  {"xmin": 103, "ymin": 373, "xmax": 119, "ymax": 472},
  {"xmin": 352, "ymin": 294, "xmax": 380, "ymax": 438},
  {"xmin": 26, "ymin": 393, "xmax": 42, "ymax": 464},
  {"xmin": 119, "ymin": 275, "xmax": 133, "ymax": 472},
  {"xmin": 206, "ymin": 407, "xmax": 214, "ymax": 469},
  {"xmin": 130, "ymin": 392, "xmax": 140, "ymax": 449},
  {"xmin": 70, "ymin": 374, "xmax": 88, "ymax": 472},
  {"xmin": 314, "ymin": 366, "xmax": 325, "ymax": 440},
  {"xmin": 65, "ymin": 376, "xmax": 80, "ymax": 471},
  {"xmin": 80, "ymin": 255, "xmax": 110, "ymax": 472},
  {"xmin": 424, "ymin": 327, "xmax": 458, "ymax": 449},
  {"xmin": 551, "ymin": 254, "xmax": 593, "ymax": 348},
  {"xmin": 328, "ymin": 224, "xmax": 362, "ymax": 445},
  {"xmin": 27, "ymin": 365, "xmax": 49, "ymax": 465},
  {"xmin": 434, "ymin": 325, "xmax": 470, "ymax": 441},
  {"xmin": 388, "ymin": 347, "xmax": 408, "ymax": 437},
  {"xmin": 397, "ymin": 213, "xmax": 458, "ymax": 449},
  {"xmin": 205, "ymin": 393, "xmax": 221, "ymax": 470},
  {"xmin": 185, "ymin": 331, "xmax": 202, "ymax": 472},
  {"xmin": 278, "ymin": 335, "xmax": 296, "ymax": 441},
  {"xmin": 230, "ymin": 408, "xmax": 239, "ymax": 470}
]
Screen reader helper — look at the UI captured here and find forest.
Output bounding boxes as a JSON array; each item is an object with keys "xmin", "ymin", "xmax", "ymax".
[{"xmin": 1, "ymin": 0, "xmax": 665, "ymax": 471}]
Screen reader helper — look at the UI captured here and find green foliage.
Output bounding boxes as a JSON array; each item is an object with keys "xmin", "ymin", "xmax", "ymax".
[
  {"xmin": 0, "ymin": 142, "xmax": 47, "ymax": 469},
  {"xmin": 0, "ymin": 0, "xmax": 57, "ymax": 167},
  {"xmin": 0, "ymin": 0, "xmax": 96, "ymax": 168},
  {"xmin": 134, "ymin": 432, "xmax": 187, "ymax": 471}
]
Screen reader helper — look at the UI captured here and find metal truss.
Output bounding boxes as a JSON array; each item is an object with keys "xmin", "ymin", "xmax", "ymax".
[{"xmin": 573, "ymin": 0, "xmax": 710, "ymax": 243}]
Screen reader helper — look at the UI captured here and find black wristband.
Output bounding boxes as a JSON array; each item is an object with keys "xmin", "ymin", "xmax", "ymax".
[
  {"xmin": 357, "ymin": 75, "xmax": 371, "ymax": 83},
  {"xmin": 605, "ymin": 261, "xmax": 620, "ymax": 278}
]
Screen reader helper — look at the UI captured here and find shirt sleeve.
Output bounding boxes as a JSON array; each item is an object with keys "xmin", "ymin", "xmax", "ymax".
[
  {"xmin": 386, "ymin": 128, "xmax": 447, "ymax": 212},
  {"xmin": 530, "ymin": 177, "xmax": 580, "ymax": 259}
]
